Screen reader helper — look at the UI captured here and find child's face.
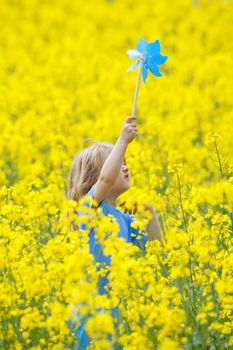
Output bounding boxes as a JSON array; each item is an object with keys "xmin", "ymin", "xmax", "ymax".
[{"xmin": 112, "ymin": 158, "xmax": 130, "ymax": 194}]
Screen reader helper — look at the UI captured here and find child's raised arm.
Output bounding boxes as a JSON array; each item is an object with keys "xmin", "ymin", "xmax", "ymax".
[{"xmin": 93, "ymin": 116, "xmax": 138, "ymax": 205}]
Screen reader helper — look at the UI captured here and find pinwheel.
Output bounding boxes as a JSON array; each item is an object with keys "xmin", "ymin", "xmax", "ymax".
[{"xmin": 126, "ymin": 38, "xmax": 168, "ymax": 116}]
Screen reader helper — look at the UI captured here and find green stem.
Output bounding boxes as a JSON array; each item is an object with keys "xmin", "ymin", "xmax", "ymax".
[
  {"xmin": 214, "ymin": 141, "xmax": 223, "ymax": 178},
  {"xmin": 176, "ymin": 174, "xmax": 188, "ymax": 233}
]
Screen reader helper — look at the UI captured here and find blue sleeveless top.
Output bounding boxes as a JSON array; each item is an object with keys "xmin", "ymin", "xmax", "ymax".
[{"xmin": 77, "ymin": 183, "xmax": 148, "ymax": 294}]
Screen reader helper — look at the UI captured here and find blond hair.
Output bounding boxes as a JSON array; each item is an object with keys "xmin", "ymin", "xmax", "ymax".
[
  {"xmin": 67, "ymin": 141, "xmax": 114, "ymax": 203},
  {"xmin": 66, "ymin": 141, "xmax": 114, "ymax": 231}
]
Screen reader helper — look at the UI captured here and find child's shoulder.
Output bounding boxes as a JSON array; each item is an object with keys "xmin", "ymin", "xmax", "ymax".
[{"xmin": 81, "ymin": 184, "xmax": 103, "ymax": 209}]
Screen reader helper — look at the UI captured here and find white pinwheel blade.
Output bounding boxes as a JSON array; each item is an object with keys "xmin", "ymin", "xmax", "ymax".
[
  {"xmin": 126, "ymin": 49, "xmax": 141, "ymax": 60},
  {"xmin": 127, "ymin": 60, "xmax": 140, "ymax": 72}
]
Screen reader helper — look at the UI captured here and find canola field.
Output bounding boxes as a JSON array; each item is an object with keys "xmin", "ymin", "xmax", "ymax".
[{"xmin": 0, "ymin": 0, "xmax": 233, "ymax": 349}]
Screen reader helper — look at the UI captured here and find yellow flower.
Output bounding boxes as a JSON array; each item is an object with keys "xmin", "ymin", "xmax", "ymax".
[
  {"xmin": 0, "ymin": 0, "xmax": 232, "ymax": 348},
  {"xmin": 159, "ymin": 338, "xmax": 183, "ymax": 350}
]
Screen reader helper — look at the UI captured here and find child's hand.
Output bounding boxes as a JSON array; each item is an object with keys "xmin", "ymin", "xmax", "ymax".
[
  {"xmin": 119, "ymin": 116, "xmax": 138, "ymax": 144},
  {"xmin": 119, "ymin": 202, "xmax": 154, "ymax": 216},
  {"xmin": 143, "ymin": 204, "xmax": 155, "ymax": 213}
]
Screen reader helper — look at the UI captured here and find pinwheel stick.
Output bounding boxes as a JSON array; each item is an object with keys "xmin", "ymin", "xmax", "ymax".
[{"xmin": 131, "ymin": 55, "xmax": 143, "ymax": 117}]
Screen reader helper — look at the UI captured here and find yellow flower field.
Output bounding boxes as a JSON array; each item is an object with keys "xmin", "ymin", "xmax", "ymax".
[{"xmin": 0, "ymin": 0, "xmax": 233, "ymax": 349}]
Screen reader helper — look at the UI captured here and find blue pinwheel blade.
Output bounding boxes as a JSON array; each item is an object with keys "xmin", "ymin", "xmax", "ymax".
[
  {"xmin": 147, "ymin": 62, "xmax": 162, "ymax": 77},
  {"xmin": 142, "ymin": 64, "xmax": 148, "ymax": 83},
  {"xmin": 136, "ymin": 38, "xmax": 148, "ymax": 54},
  {"xmin": 147, "ymin": 54, "xmax": 168, "ymax": 65},
  {"xmin": 147, "ymin": 40, "xmax": 160, "ymax": 55}
]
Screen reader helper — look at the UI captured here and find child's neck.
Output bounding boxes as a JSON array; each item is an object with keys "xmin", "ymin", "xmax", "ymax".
[{"xmin": 105, "ymin": 195, "xmax": 118, "ymax": 208}]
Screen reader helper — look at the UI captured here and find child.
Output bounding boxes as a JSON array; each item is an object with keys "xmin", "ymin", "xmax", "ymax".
[
  {"xmin": 67, "ymin": 115, "xmax": 162, "ymax": 348},
  {"xmin": 67, "ymin": 115, "xmax": 162, "ymax": 266}
]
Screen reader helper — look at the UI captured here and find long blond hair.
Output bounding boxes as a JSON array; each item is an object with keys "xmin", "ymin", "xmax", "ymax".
[
  {"xmin": 67, "ymin": 141, "xmax": 114, "ymax": 202},
  {"xmin": 66, "ymin": 142, "xmax": 114, "ymax": 231}
]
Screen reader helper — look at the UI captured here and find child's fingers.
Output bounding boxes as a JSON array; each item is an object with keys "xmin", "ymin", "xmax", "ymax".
[
  {"xmin": 126, "ymin": 116, "xmax": 137, "ymax": 123},
  {"xmin": 128, "ymin": 125, "xmax": 137, "ymax": 130},
  {"xmin": 129, "ymin": 127, "xmax": 138, "ymax": 134},
  {"xmin": 129, "ymin": 122, "xmax": 137, "ymax": 127}
]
